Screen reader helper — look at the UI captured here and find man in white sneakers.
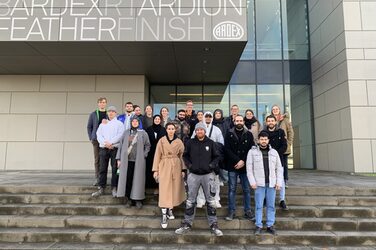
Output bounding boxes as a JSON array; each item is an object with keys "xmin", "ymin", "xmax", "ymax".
[{"xmin": 246, "ymin": 131, "xmax": 283, "ymax": 235}]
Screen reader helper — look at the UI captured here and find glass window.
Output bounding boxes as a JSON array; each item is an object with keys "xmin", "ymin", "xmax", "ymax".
[
  {"xmin": 229, "ymin": 84, "xmax": 256, "ymax": 117},
  {"xmin": 257, "ymin": 84, "xmax": 283, "ymax": 123},
  {"xmin": 203, "ymin": 85, "xmax": 230, "ymax": 115},
  {"xmin": 230, "ymin": 61, "xmax": 256, "ymax": 84},
  {"xmin": 281, "ymin": 0, "xmax": 309, "ymax": 59},
  {"xmin": 240, "ymin": 0, "xmax": 256, "ymax": 60},
  {"xmin": 176, "ymin": 85, "xmax": 203, "ymax": 113},
  {"xmin": 150, "ymin": 85, "xmax": 176, "ymax": 118},
  {"xmin": 257, "ymin": 61, "xmax": 283, "ymax": 83},
  {"xmin": 256, "ymin": 0, "xmax": 282, "ymax": 59}
]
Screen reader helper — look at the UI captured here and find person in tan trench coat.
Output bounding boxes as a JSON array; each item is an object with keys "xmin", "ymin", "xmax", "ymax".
[{"xmin": 152, "ymin": 122, "xmax": 186, "ymax": 229}]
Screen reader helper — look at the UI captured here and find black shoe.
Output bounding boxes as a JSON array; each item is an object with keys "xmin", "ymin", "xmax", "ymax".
[
  {"xmin": 266, "ymin": 226, "xmax": 277, "ymax": 235},
  {"xmin": 210, "ymin": 223, "xmax": 223, "ymax": 236},
  {"xmin": 244, "ymin": 211, "xmax": 255, "ymax": 221},
  {"xmin": 225, "ymin": 212, "xmax": 235, "ymax": 221},
  {"xmin": 279, "ymin": 200, "xmax": 289, "ymax": 211},
  {"xmin": 254, "ymin": 227, "xmax": 262, "ymax": 235}
]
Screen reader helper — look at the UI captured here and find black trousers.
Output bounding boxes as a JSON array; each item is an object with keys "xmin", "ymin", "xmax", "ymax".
[
  {"xmin": 282, "ymin": 154, "xmax": 289, "ymax": 181},
  {"xmin": 126, "ymin": 161, "xmax": 136, "ymax": 199},
  {"xmin": 98, "ymin": 148, "xmax": 118, "ymax": 188}
]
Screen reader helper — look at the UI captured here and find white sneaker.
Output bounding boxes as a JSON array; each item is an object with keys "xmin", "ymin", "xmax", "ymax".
[
  {"xmin": 167, "ymin": 209, "xmax": 175, "ymax": 220},
  {"xmin": 161, "ymin": 208, "xmax": 168, "ymax": 229},
  {"xmin": 196, "ymin": 203, "xmax": 204, "ymax": 208}
]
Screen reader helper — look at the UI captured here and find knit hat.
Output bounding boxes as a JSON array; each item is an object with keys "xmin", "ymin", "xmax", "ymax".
[
  {"xmin": 195, "ymin": 122, "xmax": 207, "ymax": 132},
  {"xmin": 107, "ymin": 106, "xmax": 117, "ymax": 113}
]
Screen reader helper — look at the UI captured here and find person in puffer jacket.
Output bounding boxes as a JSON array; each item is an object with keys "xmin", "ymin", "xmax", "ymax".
[{"xmin": 246, "ymin": 130, "xmax": 283, "ymax": 236}]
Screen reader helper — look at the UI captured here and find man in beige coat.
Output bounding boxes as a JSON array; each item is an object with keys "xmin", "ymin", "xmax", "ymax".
[{"xmin": 153, "ymin": 122, "xmax": 186, "ymax": 229}]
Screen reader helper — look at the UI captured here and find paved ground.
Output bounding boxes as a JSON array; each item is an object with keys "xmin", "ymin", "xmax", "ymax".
[{"xmin": 0, "ymin": 169, "xmax": 375, "ymax": 188}]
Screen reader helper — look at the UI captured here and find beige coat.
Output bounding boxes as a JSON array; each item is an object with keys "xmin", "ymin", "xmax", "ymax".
[
  {"xmin": 278, "ymin": 114, "xmax": 294, "ymax": 155},
  {"xmin": 152, "ymin": 136, "xmax": 186, "ymax": 208}
]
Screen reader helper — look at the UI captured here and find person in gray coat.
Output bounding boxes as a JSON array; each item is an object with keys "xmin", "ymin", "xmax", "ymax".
[
  {"xmin": 116, "ymin": 117, "xmax": 151, "ymax": 209},
  {"xmin": 246, "ymin": 131, "xmax": 283, "ymax": 236}
]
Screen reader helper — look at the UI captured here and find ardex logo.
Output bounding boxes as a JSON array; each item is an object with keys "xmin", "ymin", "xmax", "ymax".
[{"xmin": 213, "ymin": 21, "xmax": 244, "ymax": 40}]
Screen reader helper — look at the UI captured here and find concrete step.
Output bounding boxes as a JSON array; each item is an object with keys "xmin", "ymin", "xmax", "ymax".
[
  {"xmin": 0, "ymin": 228, "xmax": 375, "ymax": 246},
  {"xmin": 1, "ymin": 193, "xmax": 376, "ymax": 206},
  {"xmin": 0, "ymin": 204, "xmax": 374, "ymax": 218},
  {"xmin": 0, "ymin": 215, "xmax": 374, "ymax": 231},
  {"xmin": 0, "ymin": 243, "xmax": 374, "ymax": 250},
  {"xmin": 1, "ymin": 185, "xmax": 375, "ymax": 196}
]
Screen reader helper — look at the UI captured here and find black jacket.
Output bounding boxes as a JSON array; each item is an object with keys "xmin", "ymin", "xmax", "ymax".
[
  {"xmin": 263, "ymin": 128, "xmax": 287, "ymax": 158},
  {"xmin": 87, "ymin": 110, "xmax": 108, "ymax": 141},
  {"xmin": 183, "ymin": 136, "xmax": 220, "ymax": 175},
  {"xmin": 224, "ymin": 128, "xmax": 255, "ymax": 173}
]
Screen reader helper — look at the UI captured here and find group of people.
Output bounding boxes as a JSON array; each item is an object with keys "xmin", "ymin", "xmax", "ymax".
[{"xmin": 87, "ymin": 98, "xmax": 294, "ymax": 236}]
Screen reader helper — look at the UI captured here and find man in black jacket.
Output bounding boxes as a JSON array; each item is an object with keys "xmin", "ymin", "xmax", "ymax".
[
  {"xmin": 224, "ymin": 115, "xmax": 255, "ymax": 221},
  {"xmin": 263, "ymin": 115, "xmax": 289, "ymax": 211},
  {"xmin": 87, "ymin": 97, "xmax": 108, "ymax": 186},
  {"xmin": 175, "ymin": 123, "xmax": 223, "ymax": 236}
]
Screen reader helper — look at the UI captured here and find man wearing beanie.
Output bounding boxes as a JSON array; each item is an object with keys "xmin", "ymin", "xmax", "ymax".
[{"xmin": 175, "ymin": 123, "xmax": 223, "ymax": 236}]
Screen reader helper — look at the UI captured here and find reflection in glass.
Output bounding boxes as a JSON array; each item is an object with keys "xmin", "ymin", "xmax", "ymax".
[
  {"xmin": 230, "ymin": 84, "xmax": 256, "ymax": 117},
  {"xmin": 240, "ymin": 0, "xmax": 256, "ymax": 60},
  {"xmin": 150, "ymin": 85, "xmax": 176, "ymax": 118},
  {"xmin": 203, "ymin": 85, "xmax": 230, "ymax": 115},
  {"xmin": 176, "ymin": 85, "xmax": 203, "ymax": 113},
  {"xmin": 281, "ymin": 0, "xmax": 309, "ymax": 59},
  {"xmin": 257, "ymin": 84, "xmax": 283, "ymax": 123},
  {"xmin": 256, "ymin": 0, "xmax": 282, "ymax": 59}
]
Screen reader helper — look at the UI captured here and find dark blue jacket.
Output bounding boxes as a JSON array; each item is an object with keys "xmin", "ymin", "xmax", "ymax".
[{"xmin": 87, "ymin": 110, "xmax": 108, "ymax": 141}]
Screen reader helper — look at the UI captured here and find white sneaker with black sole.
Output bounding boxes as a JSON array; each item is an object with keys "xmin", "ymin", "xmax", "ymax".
[{"xmin": 167, "ymin": 209, "xmax": 175, "ymax": 220}]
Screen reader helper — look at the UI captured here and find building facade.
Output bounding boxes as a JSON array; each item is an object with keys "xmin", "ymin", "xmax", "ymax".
[{"xmin": 0, "ymin": 0, "xmax": 375, "ymax": 173}]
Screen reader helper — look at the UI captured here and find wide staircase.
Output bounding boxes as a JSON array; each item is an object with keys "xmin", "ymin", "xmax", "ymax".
[{"xmin": 0, "ymin": 184, "xmax": 375, "ymax": 248}]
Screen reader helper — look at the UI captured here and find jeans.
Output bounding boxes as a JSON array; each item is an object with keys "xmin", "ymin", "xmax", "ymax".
[
  {"xmin": 228, "ymin": 171, "xmax": 251, "ymax": 213},
  {"xmin": 254, "ymin": 186, "xmax": 276, "ymax": 228},
  {"xmin": 98, "ymin": 147, "xmax": 118, "ymax": 188},
  {"xmin": 183, "ymin": 172, "xmax": 217, "ymax": 226}
]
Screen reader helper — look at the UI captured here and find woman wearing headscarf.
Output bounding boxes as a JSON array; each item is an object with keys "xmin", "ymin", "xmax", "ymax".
[
  {"xmin": 145, "ymin": 115, "xmax": 167, "ymax": 194},
  {"xmin": 153, "ymin": 122, "xmax": 186, "ymax": 229},
  {"xmin": 116, "ymin": 117, "xmax": 151, "ymax": 209},
  {"xmin": 142, "ymin": 105, "xmax": 154, "ymax": 129},
  {"xmin": 160, "ymin": 107, "xmax": 172, "ymax": 128},
  {"xmin": 244, "ymin": 109, "xmax": 261, "ymax": 144}
]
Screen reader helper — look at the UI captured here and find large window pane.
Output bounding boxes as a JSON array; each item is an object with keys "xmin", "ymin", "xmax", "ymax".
[
  {"xmin": 281, "ymin": 0, "xmax": 310, "ymax": 59},
  {"xmin": 240, "ymin": 0, "xmax": 256, "ymax": 60},
  {"xmin": 256, "ymin": 0, "xmax": 282, "ymax": 59},
  {"xmin": 203, "ymin": 85, "xmax": 230, "ymax": 115},
  {"xmin": 230, "ymin": 61, "xmax": 256, "ymax": 84},
  {"xmin": 150, "ymin": 85, "xmax": 176, "ymax": 118},
  {"xmin": 257, "ymin": 84, "xmax": 283, "ymax": 122},
  {"xmin": 176, "ymin": 85, "xmax": 203, "ymax": 112},
  {"xmin": 230, "ymin": 84, "xmax": 256, "ymax": 117}
]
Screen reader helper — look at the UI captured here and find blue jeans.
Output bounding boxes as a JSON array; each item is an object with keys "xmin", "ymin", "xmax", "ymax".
[
  {"xmin": 228, "ymin": 171, "xmax": 251, "ymax": 213},
  {"xmin": 254, "ymin": 186, "xmax": 276, "ymax": 228}
]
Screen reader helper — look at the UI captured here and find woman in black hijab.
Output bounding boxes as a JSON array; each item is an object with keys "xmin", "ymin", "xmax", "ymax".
[{"xmin": 145, "ymin": 115, "xmax": 167, "ymax": 193}]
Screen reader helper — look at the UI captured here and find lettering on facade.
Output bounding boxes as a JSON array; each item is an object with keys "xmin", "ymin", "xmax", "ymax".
[{"xmin": 0, "ymin": 0, "xmax": 246, "ymax": 41}]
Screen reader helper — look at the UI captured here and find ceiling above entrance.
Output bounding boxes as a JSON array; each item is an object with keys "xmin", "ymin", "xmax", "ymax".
[{"xmin": 0, "ymin": 41, "xmax": 246, "ymax": 83}]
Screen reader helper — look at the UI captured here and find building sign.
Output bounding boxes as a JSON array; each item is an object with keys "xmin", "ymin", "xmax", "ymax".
[{"xmin": 0, "ymin": 0, "xmax": 247, "ymax": 41}]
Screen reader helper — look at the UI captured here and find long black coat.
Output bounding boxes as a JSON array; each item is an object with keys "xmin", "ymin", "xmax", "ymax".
[
  {"xmin": 224, "ymin": 128, "xmax": 255, "ymax": 174},
  {"xmin": 145, "ymin": 125, "xmax": 166, "ymax": 188}
]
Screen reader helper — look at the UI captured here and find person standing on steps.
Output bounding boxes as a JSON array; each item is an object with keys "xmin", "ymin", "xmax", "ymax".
[
  {"xmin": 247, "ymin": 131, "xmax": 283, "ymax": 235},
  {"xmin": 145, "ymin": 115, "xmax": 167, "ymax": 195},
  {"xmin": 224, "ymin": 115, "xmax": 255, "ymax": 222},
  {"xmin": 263, "ymin": 115, "xmax": 289, "ymax": 211},
  {"xmin": 175, "ymin": 123, "xmax": 223, "ymax": 237},
  {"xmin": 87, "ymin": 97, "xmax": 108, "ymax": 187},
  {"xmin": 152, "ymin": 122, "xmax": 186, "ymax": 229},
  {"xmin": 91, "ymin": 106, "xmax": 124, "ymax": 198},
  {"xmin": 116, "ymin": 117, "xmax": 151, "ymax": 209},
  {"xmin": 118, "ymin": 102, "xmax": 134, "ymax": 131}
]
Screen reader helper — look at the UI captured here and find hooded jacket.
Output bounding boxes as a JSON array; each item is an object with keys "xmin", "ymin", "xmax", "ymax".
[
  {"xmin": 183, "ymin": 136, "xmax": 221, "ymax": 175},
  {"xmin": 191, "ymin": 112, "xmax": 224, "ymax": 145},
  {"xmin": 212, "ymin": 109, "xmax": 226, "ymax": 136}
]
